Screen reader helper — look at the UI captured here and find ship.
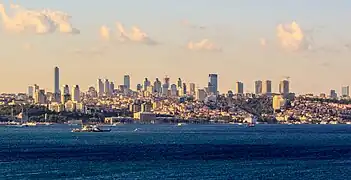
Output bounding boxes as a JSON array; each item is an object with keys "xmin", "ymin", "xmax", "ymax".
[{"xmin": 71, "ymin": 125, "xmax": 111, "ymax": 132}]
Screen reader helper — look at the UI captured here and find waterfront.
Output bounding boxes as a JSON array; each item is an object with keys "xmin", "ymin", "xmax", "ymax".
[{"xmin": 0, "ymin": 124, "xmax": 350, "ymax": 179}]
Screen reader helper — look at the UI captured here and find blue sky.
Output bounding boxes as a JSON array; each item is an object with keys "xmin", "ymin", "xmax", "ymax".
[{"xmin": 0, "ymin": 0, "xmax": 351, "ymax": 94}]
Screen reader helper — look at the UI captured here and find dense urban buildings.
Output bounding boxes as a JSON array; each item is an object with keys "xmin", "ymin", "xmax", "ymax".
[{"xmin": 1, "ymin": 67, "xmax": 351, "ymax": 125}]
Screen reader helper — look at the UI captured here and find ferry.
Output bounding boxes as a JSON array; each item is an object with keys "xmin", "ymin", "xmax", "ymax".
[
  {"xmin": 21, "ymin": 122, "xmax": 37, "ymax": 127},
  {"xmin": 71, "ymin": 125, "xmax": 111, "ymax": 132},
  {"xmin": 247, "ymin": 123, "xmax": 255, "ymax": 127}
]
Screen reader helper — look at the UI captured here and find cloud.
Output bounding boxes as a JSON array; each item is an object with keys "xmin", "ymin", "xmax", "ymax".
[
  {"xmin": 187, "ymin": 39, "xmax": 221, "ymax": 52},
  {"xmin": 276, "ymin": 21, "xmax": 309, "ymax": 51},
  {"xmin": 260, "ymin": 38, "xmax": 267, "ymax": 46},
  {"xmin": 181, "ymin": 20, "xmax": 206, "ymax": 29},
  {"xmin": 0, "ymin": 3, "xmax": 79, "ymax": 34},
  {"xmin": 116, "ymin": 22, "xmax": 157, "ymax": 45},
  {"xmin": 100, "ymin": 25, "xmax": 110, "ymax": 40}
]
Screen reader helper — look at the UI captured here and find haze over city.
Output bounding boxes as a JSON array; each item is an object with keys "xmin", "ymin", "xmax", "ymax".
[{"xmin": 0, "ymin": 0, "xmax": 351, "ymax": 94}]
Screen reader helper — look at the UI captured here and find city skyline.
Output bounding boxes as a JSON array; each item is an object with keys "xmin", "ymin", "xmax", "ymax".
[{"xmin": 1, "ymin": 1, "xmax": 351, "ymax": 93}]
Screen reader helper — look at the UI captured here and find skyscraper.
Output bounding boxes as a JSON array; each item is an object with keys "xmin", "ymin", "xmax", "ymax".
[
  {"xmin": 153, "ymin": 78, "xmax": 162, "ymax": 94},
  {"xmin": 72, "ymin": 85, "xmax": 80, "ymax": 102},
  {"xmin": 164, "ymin": 76, "xmax": 170, "ymax": 89},
  {"xmin": 110, "ymin": 82, "xmax": 115, "ymax": 93},
  {"xmin": 28, "ymin": 86, "xmax": 34, "ymax": 97},
  {"xmin": 262, "ymin": 80, "xmax": 272, "ymax": 94},
  {"xmin": 104, "ymin": 79, "xmax": 110, "ymax": 95},
  {"xmin": 236, "ymin": 81, "xmax": 244, "ymax": 94},
  {"xmin": 54, "ymin": 67, "xmax": 60, "ymax": 94},
  {"xmin": 330, "ymin": 90, "xmax": 338, "ymax": 99},
  {"xmin": 61, "ymin": 85, "xmax": 70, "ymax": 104},
  {"xmin": 208, "ymin": 74, "xmax": 218, "ymax": 95},
  {"xmin": 170, "ymin": 84, "xmax": 178, "ymax": 96},
  {"xmin": 124, "ymin": 75, "xmax": 130, "ymax": 90},
  {"xmin": 255, "ymin": 80, "xmax": 263, "ymax": 95},
  {"xmin": 189, "ymin": 83, "xmax": 196, "ymax": 95},
  {"xmin": 342, "ymin": 86, "xmax": 349, "ymax": 97},
  {"xmin": 97, "ymin": 79, "xmax": 104, "ymax": 96},
  {"xmin": 177, "ymin": 78, "xmax": 182, "ymax": 88},
  {"xmin": 143, "ymin": 78, "xmax": 150, "ymax": 91},
  {"xmin": 279, "ymin": 80, "xmax": 290, "ymax": 95}
]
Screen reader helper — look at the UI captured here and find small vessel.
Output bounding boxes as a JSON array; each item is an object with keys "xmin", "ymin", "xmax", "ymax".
[
  {"xmin": 72, "ymin": 125, "xmax": 111, "ymax": 132},
  {"xmin": 177, "ymin": 123, "xmax": 187, "ymax": 126},
  {"xmin": 247, "ymin": 123, "xmax": 255, "ymax": 127},
  {"xmin": 21, "ymin": 122, "xmax": 37, "ymax": 127}
]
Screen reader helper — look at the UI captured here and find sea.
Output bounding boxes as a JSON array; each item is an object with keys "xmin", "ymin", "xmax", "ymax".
[{"xmin": 0, "ymin": 124, "xmax": 350, "ymax": 180}]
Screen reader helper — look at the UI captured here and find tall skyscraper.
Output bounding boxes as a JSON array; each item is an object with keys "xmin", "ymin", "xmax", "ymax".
[
  {"xmin": 279, "ymin": 80, "xmax": 290, "ymax": 95},
  {"xmin": 28, "ymin": 86, "xmax": 34, "ymax": 97},
  {"xmin": 124, "ymin": 75, "xmax": 130, "ymax": 90},
  {"xmin": 208, "ymin": 74, "xmax": 218, "ymax": 95},
  {"xmin": 236, "ymin": 81, "xmax": 244, "ymax": 94},
  {"xmin": 104, "ymin": 79, "xmax": 110, "ymax": 95},
  {"xmin": 255, "ymin": 80, "xmax": 263, "ymax": 95},
  {"xmin": 177, "ymin": 78, "xmax": 182, "ymax": 88},
  {"xmin": 72, "ymin": 85, "xmax": 80, "ymax": 102},
  {"xmin": 143, "ymin": 78, "xmax": 150, "ymax": 91},
  {"xmin": 110, "ymin": 82, "xmax": 115, "ymax": 93},
  {"xmin": 262, "ymin": 80, "xmax": 272, "ymax": 94},
  {"xmin": 54, "ymin": 67, "xmax": 60, "ymax": 94},
  {"xmin": 153, "ymin": 78, "xmax": 162, "ymax": 94},
  {"xmin": 97, "ymin": 79, "xmax": 104, "ymax": 96},
  {"xmin": 189, "ymin": 83, "xmax": 196, "ymax": 95},
  {"xmin": 342, "ymin": 86, "xmax": 349, "ymax": 97},
  {"xmin": 61, "ymin": 85, "xmax": 70, "ymax": 104},
  {"xmin": 164, "ymin": 76, "xmax": 170, "ymax": 89}
]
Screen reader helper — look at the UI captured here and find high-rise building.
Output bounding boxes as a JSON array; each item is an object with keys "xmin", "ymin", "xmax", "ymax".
[
  {"xmin": 330, "ymin": 90, "xmax": 338, "ymax": 99},
  {"xmin": 177, "ymin": 78, "xmax": 182, "ymax": 88},
  {"xmin": 262, "ymin": 80, "xmax": 272, "ymax": 94},
  {"xmin": 208, "ymin": 74, "xmax": 218, "ymax": 95},
  {"xmin": 54, "ymin": 67, "xmax": 60, "ymax": 94},
  {"xmin": 72, "ymin": 85, "xmax": 80, "ymax": 102},
  {"xmin": 35, "ymin": 89, "xmax": 46, "ymax": 104},
  {"xmin": 28, "ymin": 86, "xmax": 34, "ymax": 97},
  {"xmin": 170, "ymin": 84, "xmax": 178, "ymax": 96},
  {"xmin": 110, "ymin": 82, "xmax": 115, "ymax": 94},
  {"xmin": 143, "ymin": 78, "xmax": 150, "ymax": 91},
  {"xmin": 124, "ymin": 75, "xmax": 130, "ymax": 90},
  {"xmin": 97, "ymin": 79, "xmax": 104, "ymax": 96},
  {"xmin": 342, "ymin": 86, "xmax": 349, "ymax": 97},
  {"xmin": 182, "ymin": 83, "xmax": 187, "ymax": 95},
  {"xmin": 136, "ymin": 84, "xmax": 142, "ymax": 91},
  {"xmin": 189, "ymin": 83, "xmax": 196, "ymax": 95},
  {"xmin": 236, "ymin": 82, "xmax": 244, "ymax": 94},
  {"xmin": 61, "ymin": 85, "xmax": 70, "ymax": 104},
  {"xmin": 196, "ymin": 89, "xmax": 207, "ymax": 101},
  {"xmin": 279, "ymin": 80, "xmax": 290, "ymax": 95},
  {"xmin": 164, "ymin": 76, "xmax": 170, "ymax": 89},
  {"xmin": 104, "ymin": 79, "xmax": 110, "ymax": 95},
  {"xmin": 153, "ymin": 78, "xmax": 162, "ymax": 94},
  {"xmin": 255, "ymin": 80, "xmax": 263, "ymax": 95}
]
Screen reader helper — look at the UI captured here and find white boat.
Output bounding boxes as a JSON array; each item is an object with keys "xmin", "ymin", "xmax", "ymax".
[
  {"xmin": 21, "ymin": 122, "xmax": 37, "ymax": 127},
  {"xmin": 177, "ymin": 123, "xmax": 187, "ymax": 126}
]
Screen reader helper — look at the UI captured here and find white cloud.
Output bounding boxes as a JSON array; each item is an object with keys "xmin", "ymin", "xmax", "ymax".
[
  {"xmin": 276, "ymin": 21, "xmax": 308, "ymax": 51},
  {"xmin": 116, "ymin": 22, "xmax": 157, "ymax": 45},
  {"xmin": 260, "ymin": 38, "xmax": 267, "ymax": 46},
  {"xmin": 187, "ymin": 39, "xmax": 221, "ymax": 52},
  {"xmin": 0, "ymin": 3, "xmax": 79, "ymax": 34},
  {"xmin": 99, "ymin": 22, "xmax": 157, "ymax": 45},
  {"xmin": 100, "ymin": 25, "xmax": 110, "ymax": 40}
]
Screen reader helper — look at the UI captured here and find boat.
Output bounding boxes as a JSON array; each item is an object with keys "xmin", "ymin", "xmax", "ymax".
[
  {"xmin": 71, "ymin": 125, "xmax": 111, "ymax": 132},
  {"xmin": 21, "ymin": 122, "xmax": 37, "ymax": 127},
  {"xmin": 247, "ymin": 123, "xmax": 255, "ymax": 127},
  {"xmin": 177, "ymin": 123, "xmax": 187, "ymax": 126}
]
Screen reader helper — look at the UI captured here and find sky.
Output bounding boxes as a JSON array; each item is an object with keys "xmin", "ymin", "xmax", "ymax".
[{"xmin": 1, "ymin": 0, "xmax": 351, "ymax": 94}]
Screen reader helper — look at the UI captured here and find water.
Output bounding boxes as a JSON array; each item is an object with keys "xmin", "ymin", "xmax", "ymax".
[{"xmin": 0, "ymin": 124, "xmax": 350, "ymax": 179}]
